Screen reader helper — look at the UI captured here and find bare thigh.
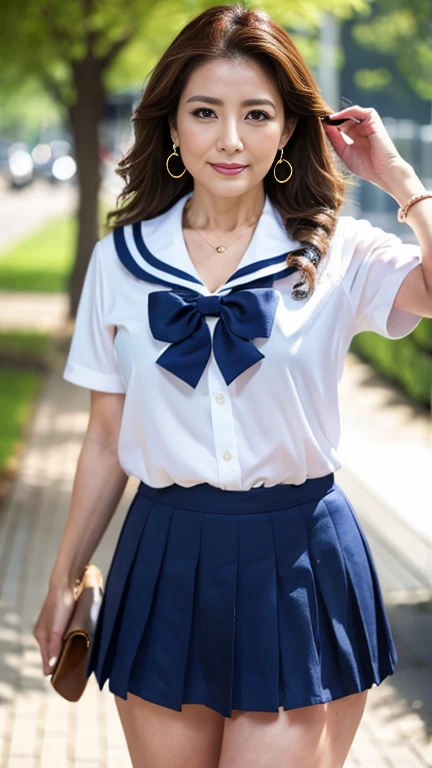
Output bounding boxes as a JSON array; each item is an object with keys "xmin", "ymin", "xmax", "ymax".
[
  {"xmin": 218, "ymin": 690, "xmax": 368, "ymax": 768},
  {"xmin": 114, "ymin": 693, "xmax": 225, "ymax": 768}
]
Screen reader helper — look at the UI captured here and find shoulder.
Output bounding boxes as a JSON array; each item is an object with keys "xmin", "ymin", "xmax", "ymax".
[
  {"xmin": 96, "ymin": 229, "xmax": 119, "ymax": 260},
  {"xmin": 333, "ymin": 214, "xmax": 399, "ymax": 249},
  {"xmin": 94, "ymin": 228, "xmax": 134, "ymax": 283},
  {"xmin": 331, "ymin": 213, "xmax": 388, "ymax": 252},
  {"xmin": 327, "ymin": 213, "xmax": 406, "ymax": 282},
  {"xmin": 318, "ymin": 214, "xmax": 356, "ymax": 284}
]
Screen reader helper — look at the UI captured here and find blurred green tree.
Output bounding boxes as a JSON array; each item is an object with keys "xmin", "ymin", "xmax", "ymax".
[
  {"xmin": 0, "ymin": 0, "xmax": 367, "ymax": 316},
  {"xmin": 352, "ymin": 1, "xmax": 432, "ymax": 103}
]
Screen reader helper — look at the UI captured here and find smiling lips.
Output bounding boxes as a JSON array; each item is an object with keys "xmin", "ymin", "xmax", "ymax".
[{"xmin": 210, "ymin": 162, "xmax": 247, "ymax": 175}]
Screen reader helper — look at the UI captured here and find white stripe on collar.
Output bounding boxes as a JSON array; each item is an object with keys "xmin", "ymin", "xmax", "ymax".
[{"xmin": 114, "ymin": 192, "xmax": 302, "ymax": 295}]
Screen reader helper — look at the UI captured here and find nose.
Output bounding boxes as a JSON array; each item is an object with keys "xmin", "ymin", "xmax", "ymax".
[{"xmin": 216, "ymin": 117, "xmax": 244, "ymax": 154}]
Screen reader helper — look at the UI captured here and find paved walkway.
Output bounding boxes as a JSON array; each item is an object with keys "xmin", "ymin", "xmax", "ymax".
[
  {"xmin": 0, "ymin": 347, "xmax": 132, "ymax": 767},
  {"xmin": 339, "ymin": 356, "xmax": 432, "ymax": 586}
]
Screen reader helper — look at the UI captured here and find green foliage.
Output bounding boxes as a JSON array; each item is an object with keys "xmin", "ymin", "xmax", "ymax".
[
  {"xmin": 354, "ymin": 67, "xmax": 392, "ymax": 91},
  {"xmin": 0, "ymin": 204, "xmax": 108, "ymax": 292},
  {"xmin": 353, "ymin": 9, "xmax": 415, "ymax": 54},
  {"xmin": 0, "ymin": 78, "xmax": 61, "ymax": 142},
  {"xmin": 349, "ymin": 321, "xmax": 432, "ymax": 409},
  {"xmin": 0, "ymin": 368, "xmax": 42, "ymax": 472},
  {"xmin": 0, "ymin": 0, "xmax": 370, "ymax": 106},
  {"xmin": 351, "ymin": 2, "xmax": 432, "ymax": 101},
  {"xmin": 0, "ymin": 216, "xmax": 75, "ymax": 292},
  {"xmin": 0, "ymin": 330, "xmax": 51, "ymax": 357},
  {"xmin": 411, "ymin": 318, "xmax": 432, "ymax": 353}
]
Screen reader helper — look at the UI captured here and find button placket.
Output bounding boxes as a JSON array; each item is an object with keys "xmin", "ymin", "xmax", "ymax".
[{"xmin": 207, "ymin": 348, "xmax": 241, "ymax": 489}]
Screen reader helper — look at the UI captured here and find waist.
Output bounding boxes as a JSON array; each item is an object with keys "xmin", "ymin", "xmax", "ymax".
[{"xmin": 136, "ymin": 473, "xmax": 335, "ymax": 513}]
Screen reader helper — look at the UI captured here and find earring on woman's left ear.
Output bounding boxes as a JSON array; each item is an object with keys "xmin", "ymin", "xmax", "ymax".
[
  {"xmin": 166, "ymin": 142, "xmax": 187, "ymax": 178},
  {"xmin": 273, "ymin": 148, "xmax": 293, "ymax": 183}
]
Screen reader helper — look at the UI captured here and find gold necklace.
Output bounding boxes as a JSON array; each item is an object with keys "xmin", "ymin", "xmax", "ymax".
[{"xmin": 183, "ymin": 198, "xmax": 261, "ymax": 253}]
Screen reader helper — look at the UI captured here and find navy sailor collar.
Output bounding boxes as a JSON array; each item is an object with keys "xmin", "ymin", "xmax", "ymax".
[{"xmin": 113, "ymin": 191, "xmax": 301, "ymax": 296}]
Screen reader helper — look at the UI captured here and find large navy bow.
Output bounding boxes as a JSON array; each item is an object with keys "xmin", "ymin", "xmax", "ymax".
[{"xmin": 148, "ymin": 281, "xmax": 279, "ymax": 388}]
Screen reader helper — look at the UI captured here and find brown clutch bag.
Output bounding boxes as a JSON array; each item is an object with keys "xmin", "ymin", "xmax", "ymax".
[{"xmin": 50, "ymin": 563, "xmax": 104, "ymax": 702}]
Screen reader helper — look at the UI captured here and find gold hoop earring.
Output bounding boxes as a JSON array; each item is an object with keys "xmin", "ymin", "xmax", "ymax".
[
  {"xmin": 273, "ymin": 148, "xmax": 293, "ymax": 183},
  {"xmin": 166, "ymin": 142, "xmax": 187, "ymax": 178}
]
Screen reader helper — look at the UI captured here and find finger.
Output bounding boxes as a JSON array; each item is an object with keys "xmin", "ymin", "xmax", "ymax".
[
  {"xmin": 326, "ymin": 110, "xmax": 378, "ymax": 139},
  {"xmin": 37, "ymin": 637, "xmax": 54, "ymax": 676},
  {"xmin": 323, "ymin": 123, "xmax": 352, "ymax": 154},
  {"xmin": 47, "ymin": 631, "xmax": 63, "ymax": 672},
  {"xmin": 328, "ymin": 104, "xmax": 373, "ymax": 122},
  {"xmin": 47, "ymin": 656, "xmax": 58, "ymax": 675},
  {"xmin": 333, "ymin": 120, "xmax": 358, "ymax": 138},
  {"xmin": 48, "ymin": 630, "xmax": 63, "ymax": 658}
]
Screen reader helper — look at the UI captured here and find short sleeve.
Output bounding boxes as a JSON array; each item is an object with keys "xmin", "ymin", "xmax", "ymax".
[
  {"xmin": 62, "ymin": 241, "xmax": 126, "ymax": 393},
  {"xmin": 341, "ymin": 217, "xmax": 423, "ymax": 339}
]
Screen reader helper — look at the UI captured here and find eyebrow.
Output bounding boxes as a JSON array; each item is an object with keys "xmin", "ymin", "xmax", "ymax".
[{"xmin": 186, "ymin": 95, "xmax": 276, "ymax": 109}]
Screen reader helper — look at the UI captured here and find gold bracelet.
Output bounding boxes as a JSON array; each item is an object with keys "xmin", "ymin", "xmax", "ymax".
[
  {"xmin": 72, "ymin": 563, "xmax": 90, "ymax": 599},
  {"xmin": 397, "ymin": 192, "xmax": 432, "ymax": 223}
]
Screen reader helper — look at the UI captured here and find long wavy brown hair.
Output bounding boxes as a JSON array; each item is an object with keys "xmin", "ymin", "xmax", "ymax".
[{"xmin": 106, "ymin": 3, "xmax": 351, "ymax": 299}]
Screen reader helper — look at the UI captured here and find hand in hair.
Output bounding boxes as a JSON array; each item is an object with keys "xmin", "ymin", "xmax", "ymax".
[{"xmin": 322, "ymin": 104, "xmax": 409, "ymax": 189}]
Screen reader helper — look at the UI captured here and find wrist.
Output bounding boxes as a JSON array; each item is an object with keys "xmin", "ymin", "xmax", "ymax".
[
  {"xmin": 379, "ymin": 161, "xmax": 427, "ymax": 206},
  {"xmin": 49, "ymin": 575, "xmax": 74, "ymax": 594},
  {"xmin": 49, "ymin": 561, "xmax": 87, "ymax": 591}
]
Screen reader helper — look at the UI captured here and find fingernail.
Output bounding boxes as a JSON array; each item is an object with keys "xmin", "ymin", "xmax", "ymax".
[{"xmin": 48, "ymin": 656, "xmax": 57, "ymax": 667}]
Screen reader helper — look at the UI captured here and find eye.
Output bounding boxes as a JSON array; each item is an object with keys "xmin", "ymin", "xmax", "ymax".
[
  {"xmin": 191, "ymin": 108, "xmax": 216, "ymax": 119},
  {"xmin": 248, "ymin": 110, "xmax": 271, "ymax": 121},
  {"xmin": 192, "ymin": 107, "xmax": 271, "ymax": 123}
]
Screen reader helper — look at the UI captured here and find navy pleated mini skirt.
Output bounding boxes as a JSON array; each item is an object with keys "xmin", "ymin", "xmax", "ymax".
[{"xmin": 86, "ymin": 473, "xmax": 397, "ymax": 718}]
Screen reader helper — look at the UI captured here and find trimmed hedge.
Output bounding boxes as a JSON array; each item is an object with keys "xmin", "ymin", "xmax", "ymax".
[{"xmin": 349, "ymin": 317, "xmax": 432, "ymax": 409}]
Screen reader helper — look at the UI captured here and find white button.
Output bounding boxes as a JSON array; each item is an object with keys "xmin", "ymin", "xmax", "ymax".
[
  {"xmin": 215, "ymin": 392, "xmax": 225, "ymax": 404},
  {"xmin": 223, "ymin": 450, "xmax": 232, "ymax": 461}
]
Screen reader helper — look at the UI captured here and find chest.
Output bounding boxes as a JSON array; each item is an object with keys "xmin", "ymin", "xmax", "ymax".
[
  {"xmin": 111, "ymin": 270, "xmax": 350, "ymax": 396},
  {"xmin": 181, "ymin": 227, "xmax": 256, "ymax": 294}
]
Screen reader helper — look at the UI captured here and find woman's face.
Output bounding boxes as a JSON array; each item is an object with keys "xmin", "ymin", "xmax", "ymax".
[{"xmin": 169, "ymin": 57, "xmax": 297, "ymax": 197}]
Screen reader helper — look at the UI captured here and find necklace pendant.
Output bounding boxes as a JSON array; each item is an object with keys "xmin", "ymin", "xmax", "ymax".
[{"xmin": 216, "ymin": 245, "xmax": 227, "ymax": 253}]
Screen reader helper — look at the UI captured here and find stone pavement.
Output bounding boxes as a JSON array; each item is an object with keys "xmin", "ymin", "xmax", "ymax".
[
  {"xmin": 0, "ymin": 318, "xmax": 431, "ymax": 765},
  {"xmin": 0, "ymin": 343, "xmax": 134, "ymax": 768}
]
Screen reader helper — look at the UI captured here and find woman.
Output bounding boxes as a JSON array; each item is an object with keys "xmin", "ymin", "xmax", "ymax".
[{"xmin": 34, "ymin": 4, "xmax": 432, "ymax": 767}]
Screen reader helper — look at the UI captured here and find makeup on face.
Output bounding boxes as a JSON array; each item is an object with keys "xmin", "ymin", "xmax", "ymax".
[{"xmin": 209, "ymin": 163, "xmax": 248, "ymax": 175}]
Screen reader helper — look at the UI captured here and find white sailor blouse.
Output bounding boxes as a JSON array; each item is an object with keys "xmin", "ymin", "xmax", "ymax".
[{"xmin": 63, "ymin": 191, "xmax": 422, "ymax": 490}]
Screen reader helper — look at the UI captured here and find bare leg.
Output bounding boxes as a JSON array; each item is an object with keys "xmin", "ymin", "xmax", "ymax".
[
  {"xmin": 218, "ymin": 690, "xmax": 368, "ymax": 768},
  {"xmin": 114, "ymin": 692, "xmax": 225, "ymax": 768}
]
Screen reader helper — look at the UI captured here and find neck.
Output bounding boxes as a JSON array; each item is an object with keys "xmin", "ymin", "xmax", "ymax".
[{"xmin": 184, "ymin": 185, "xmax": 266, "ymax": 233}]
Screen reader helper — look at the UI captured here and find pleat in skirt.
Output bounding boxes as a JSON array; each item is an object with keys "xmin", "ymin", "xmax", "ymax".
[{"xmin": 86, "ymin": 473, "xmax": 397, "ymax": 718}]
